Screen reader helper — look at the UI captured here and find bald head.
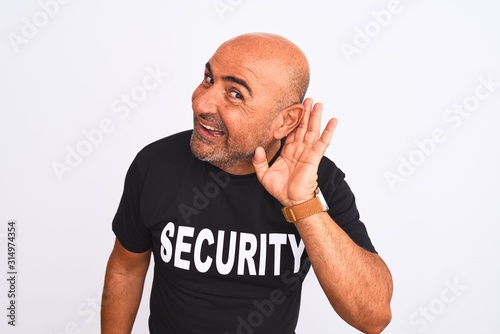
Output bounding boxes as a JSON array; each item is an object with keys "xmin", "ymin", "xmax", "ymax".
[{"xmin": 217, "ymin": 33, "xmax": 310, "ymax": 106}]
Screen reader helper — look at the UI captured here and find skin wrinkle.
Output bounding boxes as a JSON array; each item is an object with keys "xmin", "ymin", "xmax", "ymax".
[
  {"xmin": 190, "ymin": 32, "xmax": 310, "ymax": 175},
  {"xmin": 206, "ymin": 61, "xmax": 255, "ymax": 98},
  {"xmin": 219, "ymin": 34, "xmax": 308, "ymax": 107},
  {"xmin": 208, "ymin": 58, "xmax": 259, "ymax": 116}
]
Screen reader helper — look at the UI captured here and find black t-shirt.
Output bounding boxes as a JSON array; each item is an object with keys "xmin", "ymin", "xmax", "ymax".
[{"xmin": 112, "ymin": 130, "xmax": 376, "ymax": 334}]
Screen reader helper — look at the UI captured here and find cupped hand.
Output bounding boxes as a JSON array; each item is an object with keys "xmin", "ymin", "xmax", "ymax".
[{"xmin": 252, "ymin": 98, "xmax": 338, "ymax": 207}]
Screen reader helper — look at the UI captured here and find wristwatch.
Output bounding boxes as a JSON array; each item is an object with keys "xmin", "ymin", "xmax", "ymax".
[{"xmin": 281, "ymin": 187, "xmax": 329, "ymax": 223}]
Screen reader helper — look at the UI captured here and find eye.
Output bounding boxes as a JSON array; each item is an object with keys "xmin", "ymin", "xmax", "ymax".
[
  {"xmin": 204, "ymin": 74, "xmax": 214, "ymax": 85},
  {"xmin": 229, "ymin": 91, "xmax": 243, "ymax": 99}
]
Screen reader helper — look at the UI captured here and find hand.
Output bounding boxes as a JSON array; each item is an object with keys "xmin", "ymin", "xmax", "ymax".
[{"xmin": 252, "ymin": 98, "xmax": 338, "ymax": 207}]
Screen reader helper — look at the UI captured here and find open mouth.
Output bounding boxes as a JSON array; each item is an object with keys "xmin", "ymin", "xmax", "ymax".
[{"xmin": 198, "ymin": 119, "xmax": 226, "ymax": 137}]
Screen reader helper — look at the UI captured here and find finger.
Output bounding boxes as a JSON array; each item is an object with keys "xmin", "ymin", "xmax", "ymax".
[
  {"xmin": 313, "ymin": 118, "xmax": 338, "ymax": 155},
  {"xmin": 252, "ymin": 146, "xmax": 270, "ymax": 182},
  {"xmin": 293, "ymin": 97, "xmax": 313, "ymax": 142},
  {"xmin": 304, "ymin": 102, "xmax": 323, "ymax": 144}
]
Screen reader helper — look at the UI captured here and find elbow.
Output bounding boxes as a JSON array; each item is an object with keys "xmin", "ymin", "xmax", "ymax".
[{"xmin": 358, "ymin": 306, "xmax": 392, "ymax": 334}]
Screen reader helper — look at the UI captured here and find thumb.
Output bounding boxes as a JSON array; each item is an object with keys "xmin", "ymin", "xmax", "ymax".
[{"xmin": 252, "ymin": 146, "xmax": 269, "ymax": 181}]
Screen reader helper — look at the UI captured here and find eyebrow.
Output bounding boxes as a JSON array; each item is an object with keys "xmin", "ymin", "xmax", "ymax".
[{"xmin": 205, "ymin": 62, "xmax": 253, "ymax": 97}]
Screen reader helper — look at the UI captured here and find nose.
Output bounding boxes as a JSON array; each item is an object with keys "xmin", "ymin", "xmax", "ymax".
[{"xmin": 192, "ymin": 85, "xmax": 221, "ymax": 115}]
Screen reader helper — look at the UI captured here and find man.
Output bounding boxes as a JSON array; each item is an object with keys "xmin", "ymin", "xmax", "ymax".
[{"xmin": 101, "ymin": 33, "xmax": 393, "ymax": 334}]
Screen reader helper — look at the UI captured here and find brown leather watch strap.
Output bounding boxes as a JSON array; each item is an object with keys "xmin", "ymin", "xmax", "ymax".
[{"xmin": 281, "ymin": 188, "xmax": 329, "ymax": 223}]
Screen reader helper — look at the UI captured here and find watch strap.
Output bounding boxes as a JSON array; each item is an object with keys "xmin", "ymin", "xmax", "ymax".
[{"xmin": 281, "ymin": 188, "xmax": 329, "ymax": 223}]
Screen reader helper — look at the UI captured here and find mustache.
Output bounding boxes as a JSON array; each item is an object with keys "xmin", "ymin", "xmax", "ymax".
[{"xmin": 197, "ymin": 114, "xmax": 227, "ymax": 132}]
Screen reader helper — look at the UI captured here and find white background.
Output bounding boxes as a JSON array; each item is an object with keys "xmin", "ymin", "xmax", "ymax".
[{"xmin": 1, "ymin": 0, "xmax": 499, "ymax": 333}]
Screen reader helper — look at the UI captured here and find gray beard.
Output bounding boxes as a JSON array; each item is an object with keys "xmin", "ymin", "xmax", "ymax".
[{"xmin": 189, "ymin": 132, "xmax": 256, "ymax": 171}]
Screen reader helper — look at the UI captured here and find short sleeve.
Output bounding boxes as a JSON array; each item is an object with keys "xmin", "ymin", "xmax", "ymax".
[
  {"xmin": 319, "ymin": 159, "xmax": 377, "ymax": 253},
  {"xmin": 112, "ymin": 156, "xmax": 152, "ymax": 253}
]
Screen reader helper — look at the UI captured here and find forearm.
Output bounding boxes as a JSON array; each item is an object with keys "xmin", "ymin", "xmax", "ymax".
[
  {"xmin": 101, "ymin": 251, "xmax": 150, "ymax": 334},
  {"xmin": 295, "ymin": 212, "xmax": 393, "ymax": 334}
]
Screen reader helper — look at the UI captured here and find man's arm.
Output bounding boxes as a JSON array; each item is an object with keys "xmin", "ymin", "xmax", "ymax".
[
  {"xmin": 253, "ymin": 98, "xmax": 392, "ymax": 333},
  {"xmin": 294, "ymin": 212, "xmax": 392, "ymax": 333},
  {"xmin": 101, "ymin": 238, "xmax": 151, "ymax": 334}
]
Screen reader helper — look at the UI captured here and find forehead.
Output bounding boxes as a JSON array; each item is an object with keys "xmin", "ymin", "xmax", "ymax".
[{"xmin": 208, "ymin": 43, "xmax": 287, "ymax": 91}]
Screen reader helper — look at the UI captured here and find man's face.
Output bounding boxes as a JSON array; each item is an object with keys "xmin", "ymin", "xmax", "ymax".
[{"xmin": 190, "ymin": 43, "xmax": 286, "ymax": 174}]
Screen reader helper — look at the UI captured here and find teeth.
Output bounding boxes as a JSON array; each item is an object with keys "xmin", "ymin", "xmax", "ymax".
[{"xmin": 200, "ymin": 121, "xmax": 220, "ymax": 132}]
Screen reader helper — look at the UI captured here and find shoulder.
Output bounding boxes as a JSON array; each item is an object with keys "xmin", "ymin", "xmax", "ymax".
[
  {"xmin": 317, "ymin": 156, "xmax": 356, "ymax": 205},
  {"xmin": 318, "ymin": 156, "xmax": 346, "ymax": 187},
  {"xmin": 135, "ymin": 130, "xmax": 193, "ymax": 163},
  {"xmin": 126, "ymin": 130, "xmax": 194, "ymax": 180}
]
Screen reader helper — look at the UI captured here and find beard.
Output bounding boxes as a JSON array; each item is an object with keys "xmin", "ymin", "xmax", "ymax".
[
  {"xmin": 190, "ymin": 115, "xmax": 273, "ymax": 172},
  {"xmin": 190, "ymin": 134, "xmax": 255, "ymax": 171}
]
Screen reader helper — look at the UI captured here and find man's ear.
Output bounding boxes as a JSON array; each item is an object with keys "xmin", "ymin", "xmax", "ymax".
[{"xmin": 272, "ymin": 103, "xmax": 305, "ymax": 140}]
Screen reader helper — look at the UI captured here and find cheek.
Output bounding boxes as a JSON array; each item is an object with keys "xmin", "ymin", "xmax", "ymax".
[
  {"xmin": 226, "ymin": 117, "xmax": 258, "ymax": 141},
  {"xmin": 221, "ymin": 114, "xmax": 250, "ymax": 141},
  {"xmin": 222, "ymin": 115, "xmax": 238, "ymax": 134}
]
